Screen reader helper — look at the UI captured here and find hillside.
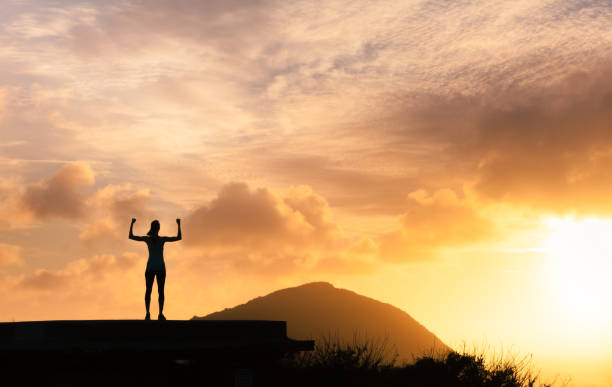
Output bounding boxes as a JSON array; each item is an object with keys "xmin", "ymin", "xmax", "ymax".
[{"xmin": 193, "ymin": 282, "xmax": 449, "ymax": 360}]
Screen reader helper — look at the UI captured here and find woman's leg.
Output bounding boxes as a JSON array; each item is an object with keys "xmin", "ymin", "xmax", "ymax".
[
  {"xmin": 145, "ymin": 271, "xmax": 155, "ymax": 317},
  {"xmin": 157, "ymin": 270, "xmax": 166, "ymax": 317}
]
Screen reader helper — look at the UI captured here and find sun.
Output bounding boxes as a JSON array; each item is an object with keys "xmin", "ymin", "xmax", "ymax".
[{"xmin": 540, "ymin": 217, "xmax": 612, "ymax": 328}]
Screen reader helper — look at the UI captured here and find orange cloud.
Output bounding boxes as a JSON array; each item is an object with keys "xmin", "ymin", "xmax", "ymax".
[
  {"xmin": 313, "ymin": 255, "xmax": 376, "ymax": 275},
  {"xmin": 0, "ymin": 87, "xmax": 6, "ymax": 122},
  {"xmin": 79, "ymin": 218, "xmax": 117, "ymax": 245},
  {"xmin": 65, "ymin": 0, "xmax": 276, "ymax": 57},
  {"xmin": 463, "ymin": 69, "xmax": 612, "ymax": 213},
  {"xmin": 184, "ymin": 182, "xmax": 340, "ymax": 250},
  {"xmin": 18, "ymin": 269, "xmax": 71, "ymax": 291},
  {"xmin": 20, "ymin": 161, "xmax": 95, "ymax": 220},
  {"xmin": 259, "ymin": 154, "xmax": 419, "ymax": 216},
  {"xmin": 4, "ymin": 163, "xmax": 152, "ymax": 250},
  {"xmin": 1, "ymin": 252, "xmax": 146, "ymax": 321},
  {"xmin": 175, "ymin": 182, "xmax": 386, "ymax": 278},
  {"xmin": 0, "ymin": 243, "xmax": 22, "ymax": 266},
  {"xmin": 76, "ymin": 187, "xmax": 152, "ymax": 253},
  {"xmin": 351, "ymin": 66, "xmax": 612, "ymax": 216},
  {"xmin": 379, "ymin": 188, "xmax": 492, "ymax": 261},
  {"xmin": 88, "ymin": 184, "xmax": 151, "ymax": 222},
  {"xmin": 17, "ymin": 252, "xmax": 139, "ymax": 292},
  {"xmin": 0, "ymin": 177, "xmax": 28, "ymax": 229},
  {"xmin": 79, "ymin": 253, "xmax": 140, "ymax": 280}
]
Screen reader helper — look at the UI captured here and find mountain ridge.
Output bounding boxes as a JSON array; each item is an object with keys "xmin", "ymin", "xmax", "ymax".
[{"xmin": 193, "ymin": 281, "xmax": 450, "ymax": 360}]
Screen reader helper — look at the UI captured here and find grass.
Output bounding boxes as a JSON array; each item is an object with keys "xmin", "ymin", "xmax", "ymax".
[{"xmin": 258, "ymin": 333, "xmax": 567, "ymax": 387}]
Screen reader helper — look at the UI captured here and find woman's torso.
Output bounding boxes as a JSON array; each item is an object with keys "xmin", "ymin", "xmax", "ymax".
[{"xmin": 145, "ymin": 236, "xmax": 166, "ymax": 271}]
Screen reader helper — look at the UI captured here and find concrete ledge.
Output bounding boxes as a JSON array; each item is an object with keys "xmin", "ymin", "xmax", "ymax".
[{"xmin": 0, "ymin": 320, "xmax": 314, "ymax": 359}]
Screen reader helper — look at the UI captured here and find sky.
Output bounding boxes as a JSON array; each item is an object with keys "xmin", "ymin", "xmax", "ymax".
[{"xmin": 1, "ymin": 0, "xmax": 612, "ymax": 385}]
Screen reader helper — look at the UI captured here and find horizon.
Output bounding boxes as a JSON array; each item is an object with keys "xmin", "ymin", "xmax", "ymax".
[{"xmin": 1, "ymin": 1, "xmax": 612, "ymax": 386}]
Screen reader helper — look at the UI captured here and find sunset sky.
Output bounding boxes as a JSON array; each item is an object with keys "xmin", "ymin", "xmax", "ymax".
[{"xmin": 2, "ymin": 0, "xmax": 612, "ymax": 385}]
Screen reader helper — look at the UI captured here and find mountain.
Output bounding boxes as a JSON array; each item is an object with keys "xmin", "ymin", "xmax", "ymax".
[{"xmin": 192, "ymin": 282, "xmax": 449, "ymax": 361}]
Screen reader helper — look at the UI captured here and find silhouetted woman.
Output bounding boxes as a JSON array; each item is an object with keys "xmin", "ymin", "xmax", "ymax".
[{"xmin": 129, "ymin": 218, "xmax": 181, "ymax": 320}]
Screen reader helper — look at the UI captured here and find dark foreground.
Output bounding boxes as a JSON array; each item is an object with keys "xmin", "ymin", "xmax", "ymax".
[
  {"xmin": 0, "ymin": 320, "xmax": 549, "ymax": 387},
  {"xmin": 0, "ymin": 319, "xmax": 312, "ymax": 386}
]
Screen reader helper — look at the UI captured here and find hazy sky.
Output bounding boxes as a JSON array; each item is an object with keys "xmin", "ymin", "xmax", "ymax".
[{"xmin": 2, "ymin": 1, "xmax": 612, "ymax": 385}]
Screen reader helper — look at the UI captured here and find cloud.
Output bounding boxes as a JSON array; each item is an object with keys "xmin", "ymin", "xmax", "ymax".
[
  {"xmin": 472, "ymin": 77, "xmax": 612, "ymax": 212},
  {"xmin": 260, "ymin": 154, "xmax": 419, "ymax": 215},
  {"xmin": 77, "ymin": 184, "xmax": 152, "ymax": 250},
  {"xmin": 0, "ymin": 243, "xmax": 22, "ymax": 266},
  {"xmin": 62, "ymin": 0, "xmax": 277, "ymax": 57},
  {"xmin": 79, "ymin": 253, "xmax": 139, "ymax": 279},
  {"xmin": 0, "ymin": 87, "xmax": 6, "ymax": 121},
  {"xmin": 0, "ymin": 177, "xmax": 28, "ymax": 229},
  {"xmin": 177, "ymin": 182, "xmax": 390, "ymax": 277},
  {"xmin": 3, "ymin": 252, "xmax": 145, "ymax": 321},
  {"xmin": 387, "ymin": 66, "xmax": 612, "ymax": 214},
  {"xmin": 379, "ymin": 188, "xmax": 492, "ymax": 261},
  {"xmin": 283, "ymin": 185, "xmax": 340, "ymax": 238},
  {"xmin": 184, "ymin": 182, "xmax": 340, "ymax": 250},
  {"xmin": 20, "ymin": 161, "xmax": 94, "ymax": 220},
  {"xmin": 5, "ymin": 162, "xmax": 152, "ymax": 245},
  {"xmin": 79, "ymin": 218, "xmax": 117, "ymax": 244},
  {"xmin": 19, "ymin": 269, "xmax": 70, "ymax": 290},
  {"xmin": 313, "ymin": 255, "xmax": 377, "ymax": 275},
  {"xmin": 17, "ymin": 252, "xmax": 139, "ymax": 291},
  {"xmin": 227, "ymin": 251, "xmax": 310, "ymax": 277},
  {"xmin": 2, "ymin": 0, "xmax": 611, "ymax": 223},
  {"xmin": 88, "ymin": 184, "xmax": 151, "ymax": 222}
]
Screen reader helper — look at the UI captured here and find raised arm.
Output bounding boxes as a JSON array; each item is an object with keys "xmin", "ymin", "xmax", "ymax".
[
  {"xmin": 129, "ymin": 218, "xmax": 147, "ymax": 241},
  {"xmin": 163, "ymin": 218, "xmax": 182, "ymax": 242}
]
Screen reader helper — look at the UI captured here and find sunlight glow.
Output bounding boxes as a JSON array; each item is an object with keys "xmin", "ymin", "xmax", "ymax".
[{"xmin": 540, "ymin": 217, "xmax": 612, "ymax": 330}]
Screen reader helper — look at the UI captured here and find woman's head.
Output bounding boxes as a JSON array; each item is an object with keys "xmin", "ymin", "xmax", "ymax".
[{"xmin": 147, "ymin": 220, "xmax": 160, "ymax": 236}]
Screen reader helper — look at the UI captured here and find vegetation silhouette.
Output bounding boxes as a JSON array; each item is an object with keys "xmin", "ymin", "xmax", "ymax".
[
  {"xmin": 129, "ymin": 218, "xmax": 181, "ymax": 320},
  {"xmin": 7, "ymin": 334, "xmax": 565, "ymax": 387},
  {"xmin": 260, "ymin": 333, "xmax": 564, "ymax": 387}
]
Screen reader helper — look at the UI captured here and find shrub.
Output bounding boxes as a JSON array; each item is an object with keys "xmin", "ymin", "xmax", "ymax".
[
  {"xmin": 270, "ymin": 333, "xmax": 562, "ymax": 387},
  {"xmin": 293, "ymin": 331, "xmax": 398, "ymax": 371}
]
